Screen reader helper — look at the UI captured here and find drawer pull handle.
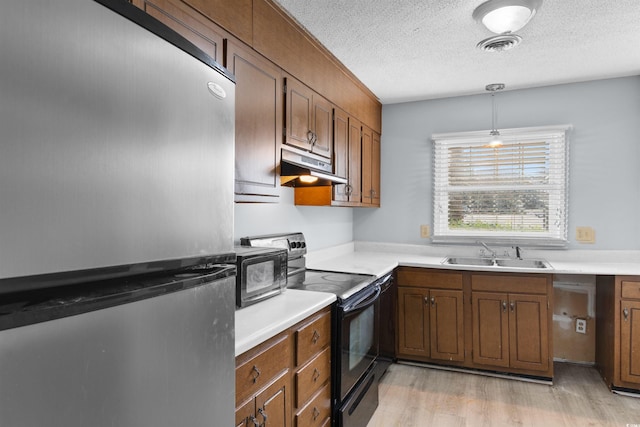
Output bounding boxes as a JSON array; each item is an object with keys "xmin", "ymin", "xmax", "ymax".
[
  {"xmin": 258, "ymin": 408, "xmax": 267, "ymax": 425},
  {"xmin": 311, "ymin": 330, "xmax": 320, "ymax": 344},
  {"xmin": 430, "ymin": 297, "xmax": 435, "ymax": 306},
  {"xmin": 502, "ymin": 301, "xmax": 507, "ymax": 313},
  {"xmin": 510, "ymin": 302, "xmax": 515, "ymax": 312},
  {"xmin": 249, "ymin": 416, "xmax": 260, "ymax": 427},
  {"xmin": 312, "ymin": 406, "xmax": 320, "ymax": 421},
  {"xmin": 251, "ymin": 365, "xmax": 261, "ymax": 383},
  {"xmin": 312, "ymin": 368, "xmax": 321, "ymax": 382},
  {"xmin": 623, "ymin": 308, "xmax": 629, "ymax": 321}
]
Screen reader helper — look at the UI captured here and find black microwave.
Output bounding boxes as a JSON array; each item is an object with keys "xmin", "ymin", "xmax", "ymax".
[{"xmin": 234, "ymin": 246, "xmax": 288, "ymax": 308}]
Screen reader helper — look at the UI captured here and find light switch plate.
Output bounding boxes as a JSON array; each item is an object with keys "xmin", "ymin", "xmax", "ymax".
[
  {"xmin": 575, "ymin": 226, "xmax": 595, "ymax": 243},
  {"xmin": 420, "ymin": 224, "xmax": 430, "ymax": 238}
]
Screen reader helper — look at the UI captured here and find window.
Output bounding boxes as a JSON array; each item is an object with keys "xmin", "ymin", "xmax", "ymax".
[{"xmin": 432, "ymin": 125, "xmax": 570, "ymax": 246}]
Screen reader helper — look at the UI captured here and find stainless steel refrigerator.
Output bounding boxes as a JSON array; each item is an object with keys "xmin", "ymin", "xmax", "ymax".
[{"xmin": 0, "ymin": 0, "xmax": 236, "ymax": 425}]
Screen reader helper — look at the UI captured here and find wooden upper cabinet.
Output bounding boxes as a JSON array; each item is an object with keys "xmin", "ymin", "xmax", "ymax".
[
  {"xmin": 332, "ymin": 110, "xmax": 361, "ymax": 205},
  {"xmin": 226, "ymin": 39, "xmax": 282, "ymax": 202},
  {"xmin": 284, "ymin": 76, "xmax": 332, "ymax": 159},
  {"xmin": 361, "ymin": 125, "xmax": 380, "ymax": 206},
  {"xmin": 180, "ymin": 0, "xmax": 252, "ymax": 45},
  {"xmin": 131, "ymin": 0, "xmax": 227, "ymax": 64}
]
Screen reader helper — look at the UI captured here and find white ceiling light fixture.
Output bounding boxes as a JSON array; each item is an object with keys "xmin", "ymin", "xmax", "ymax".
[
  {"xmin": 485, "ymin": 83, "xmax": 505, "ymax": 148},
  {"xmin": 473, "ymin": 0, "xmax": 542, "ymax": 52}
]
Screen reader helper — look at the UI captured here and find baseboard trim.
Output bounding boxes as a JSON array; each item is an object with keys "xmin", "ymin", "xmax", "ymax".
[{"xmin": 396, "ymin": 360, "xmax": 553, "ymax": 385}]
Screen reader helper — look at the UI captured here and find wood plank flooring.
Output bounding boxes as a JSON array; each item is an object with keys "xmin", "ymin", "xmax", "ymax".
[{"xmin": 368, "ymin": 362, "xmax": 640, "ymax": 427}]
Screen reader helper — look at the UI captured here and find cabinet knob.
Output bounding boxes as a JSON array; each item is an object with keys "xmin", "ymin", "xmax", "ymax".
[
  {"xmin": 430, "ymin": 297, "xmax": 435, "ymax": 306},
  {"xmin": 249, "ymin": 416, "xmax": 260, "ymax": 427},
  {"xmin": 312, "ymin": 368, "xmax": 321, "ymax": 382},
  {"xmin": 623, "ymin": 308, "xmax": 629, "ymax": 321},
  {"xmin": 502, "ymin": 301, "xmax": 507, "ymax": 312},
  {"xmin": 311, "ymin": 330, "xmax": 320, "ymax": 344},
  {"xmin": 312, "ymin": 407, "xmax": 320, "ymax": 421},
  {"xmin": 510, "ymin": 302, "xmax": 515, "ymax": 312}
]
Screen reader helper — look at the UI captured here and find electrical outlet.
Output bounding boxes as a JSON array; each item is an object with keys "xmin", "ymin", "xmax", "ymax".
[
  {"xmin": 420, "ymin": 224, "xmax": 430, "ymax": 238},
  {"xmin": 576, "ymin": 318, "xmax": 587, "ymax": 334},
  {"xmin": 576, "ymin": 226, "xmax": 595, "ymax": 243}
]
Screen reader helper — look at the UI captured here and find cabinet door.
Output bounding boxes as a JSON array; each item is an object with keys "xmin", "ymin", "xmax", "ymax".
[
  {"xmin": 284, "ymin": 77, "xmax": 332, "ymax": 159},
  {"xmin": 429, "ymin": 289, "xmax": 465, "ymax": 362},
  {"xmin": 508, "ymin": 294, "xmax": 549, "ymax": 372},
  {"xmin": 226, "ymin": 40, "xmax": 282, "ymax": 201},
  {"xmin": 371, "ymin": 131, "xmax": 381, "ymax": 205},
  {"xmin": 620, "ymin": 300, "xmax": 640, "ymax": 384},
  {"xmin": 256, "ymin": 372, "xmax": 290, "ymax": 427},
  {"xmin": 285, "ymin": 77, "xmax": 313, "ymax": 152},
  {"xmin": 361, "ymin": 126, "xmax": 381, "ymax": 207},
  {"xmin": 131, "ymin": 0, "xmax": 225, "ymax": 64},
  {"xmin": 472, "ymin": 291, "xmax": 509, "ymax": 368},
  {"xmin": 397, "ymin": 287, "xmax": 429, "ymax": 358},
  {"xmin": 347, "ymin": 116, "xmax": 362, "ymax": 202},
  {"xmin": 311, "ymin": 93, "xmax": 333, "ymax": 159},
  {"xmin": 361, "ymin": 125, "xmax": 373, "ymax": 205},
  {"xmin": 235, "ymin": 399, "xmax": 255, "ymax": 427},
  {"xmin": 332, "ymin": 108, "xmax": 349, "ymax": 203}
]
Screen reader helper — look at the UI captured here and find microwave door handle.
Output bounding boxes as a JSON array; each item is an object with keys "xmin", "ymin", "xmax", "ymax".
[{"xmin": 343, "ymin": 285, "xmax": 381, "ymax": 313}]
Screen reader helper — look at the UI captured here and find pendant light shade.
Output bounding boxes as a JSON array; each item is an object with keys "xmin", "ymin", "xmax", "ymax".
[{"xmin": 473, "ymin": 0, "xmax": 542, "ymax": 34}]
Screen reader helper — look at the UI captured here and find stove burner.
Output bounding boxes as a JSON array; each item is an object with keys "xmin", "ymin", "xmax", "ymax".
[{"xmin": 287, "ymin": 269, "xmax": 376, "ymax": 301}]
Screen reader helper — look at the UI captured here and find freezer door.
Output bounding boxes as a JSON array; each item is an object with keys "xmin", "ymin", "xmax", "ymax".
[
  {"xmin": 0, "ymin": 0, "xmax": 235, "ymax": 282},
  {"xmin": 0, "ymin": 276, "xmax": 235, "ymax": 427}
]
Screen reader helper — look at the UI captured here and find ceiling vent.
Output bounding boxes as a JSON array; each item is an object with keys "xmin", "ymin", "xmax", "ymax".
[{"xmin": 477, "ymin": 34, "xmax": 522, "ymax": 52}]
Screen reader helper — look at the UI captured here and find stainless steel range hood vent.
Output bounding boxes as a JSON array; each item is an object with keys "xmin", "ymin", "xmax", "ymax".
[{"xmin": 280, "ymin": 146, "xmax": 347, "ymax": 187}]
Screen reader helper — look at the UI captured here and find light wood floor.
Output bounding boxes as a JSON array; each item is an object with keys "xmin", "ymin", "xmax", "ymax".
[{"xmin": 368, "ymin": 362, "xmax": 640, "ymax": 427}]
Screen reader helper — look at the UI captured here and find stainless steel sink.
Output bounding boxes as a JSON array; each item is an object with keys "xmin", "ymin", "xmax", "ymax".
[
  {"xmin": 494, "ymin": 259, "xmax": 550, "ymax": 269},
  {"xmin": 443, "ymin": 257, "xmax": 495, "ymax": 266},
  {"xmin": 442, "ymin": 256, "xmax": 550, "ymax": 269}
]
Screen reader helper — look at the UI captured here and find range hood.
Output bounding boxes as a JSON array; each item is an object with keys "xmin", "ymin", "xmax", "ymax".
[{"xmin": 280, "ymin": 146, "xmax": 347, "ymax": 187}]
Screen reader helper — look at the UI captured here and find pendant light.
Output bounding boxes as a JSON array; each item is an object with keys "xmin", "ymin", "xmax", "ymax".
[{"xmin": 485, "ymin": 83, "xmax": 505, "ymax": 148}]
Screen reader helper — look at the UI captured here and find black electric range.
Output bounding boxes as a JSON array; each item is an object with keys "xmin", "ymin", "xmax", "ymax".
[{"xmin": 239, "ymin": 232, "xmax": 387, "ymax": 427}]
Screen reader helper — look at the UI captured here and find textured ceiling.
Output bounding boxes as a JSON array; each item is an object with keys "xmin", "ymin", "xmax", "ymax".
[{"xmin": 272, "ymin": 0, "xmax": 640, "ymax": 104}]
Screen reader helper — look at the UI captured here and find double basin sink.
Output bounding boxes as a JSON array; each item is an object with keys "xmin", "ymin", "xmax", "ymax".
[{"xmin": 443, "ymin": 256, "xmax": 551, "ymax": 269}]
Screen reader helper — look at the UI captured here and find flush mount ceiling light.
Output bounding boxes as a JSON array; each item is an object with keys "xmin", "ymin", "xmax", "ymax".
[
  {"xmin": 473, "ymin": 0, "xmax": 542, "ymax": 51},
  {"xmin": 485, "ymin": 83, "xmax": 505, "ymax": 148}
]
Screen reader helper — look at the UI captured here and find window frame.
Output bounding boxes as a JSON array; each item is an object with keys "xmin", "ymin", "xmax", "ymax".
[{"xmin": 431, "ymin": 125, "xmax": 571, "ymax": 247}]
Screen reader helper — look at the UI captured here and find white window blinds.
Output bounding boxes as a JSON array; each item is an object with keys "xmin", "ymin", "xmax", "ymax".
[{"xmin": 432, "ymin": 125, "xmax": 570, "ymax": 246}]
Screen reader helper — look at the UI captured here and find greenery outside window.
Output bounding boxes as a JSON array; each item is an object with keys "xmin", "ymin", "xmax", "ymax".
[{"xmin": 432, "ymin": 125, "xmax": 571, "ymax": 246}]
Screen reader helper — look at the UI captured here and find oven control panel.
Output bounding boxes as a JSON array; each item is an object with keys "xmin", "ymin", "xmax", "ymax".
[{"xmin": 240, "ymin": 232, "xmax": 307, "ymax": 259}]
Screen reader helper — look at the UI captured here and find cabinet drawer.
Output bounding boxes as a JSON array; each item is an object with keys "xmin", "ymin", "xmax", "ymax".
[
  {"xmin": 296, "ymin": 347, "xmax": 331, "ymax": 406},
  {"xmin": 236, "ymin": 336, "xmax": 290, "ymax": 405},
  {"xmin": 471, "ymin": 274, "xmax": 548, "ymax": 294},
  {"xmin": 296, "ymin": 311, "xmax": 331, "ymax": 366},
  {"xmin": 621, "ymin": 281, "xmax": 640, "ymax": 300},
  {"xmin": 397, "ymin": 267, "xmax": 463, "ymax": 289},
  {"xmin": 295, "ymin": 383, "xmax": 331, "ymax": 427}
]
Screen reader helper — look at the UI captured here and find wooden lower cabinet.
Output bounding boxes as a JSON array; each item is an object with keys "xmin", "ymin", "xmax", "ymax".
[
  {"xmin": 396, "ymin": 267, "xmax": 553, "ymax": 379},
  {"xmin": 396, "ymin": 268, "xmax": 465, "ymax": 363},
  {"xmin": 471, "ymin": 290, "xmax": 550, "ymax": 373},
  {"xmin": 236, "ymin": 371, "xmax": 289, "ymax": 427},
  {"xmin": 596, "ymin": 276, "xmax": 640, "ymax": 391},
  {"xmin": 236, "ymin": 306, "xmax": 332, "ymax": 427}
]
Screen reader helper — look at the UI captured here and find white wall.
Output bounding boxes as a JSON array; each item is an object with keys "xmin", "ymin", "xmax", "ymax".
[
  {"xmin": 354, "ymin": 76, "xmax": 640, "ymax": 250},
  {"xmin": 234, "ymin": 187, "xmax": 354, "ymax": 250}
]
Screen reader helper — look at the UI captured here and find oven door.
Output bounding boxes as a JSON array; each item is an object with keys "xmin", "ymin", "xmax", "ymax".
[{"xmin": 338, "ymin": 283, "xmax": 380, "ymax": 401}]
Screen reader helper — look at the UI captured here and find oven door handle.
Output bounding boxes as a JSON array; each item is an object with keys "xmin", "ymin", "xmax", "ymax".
[{"xmin": 343, "ymin": 284, "xmax": 381, "ymax": 313}]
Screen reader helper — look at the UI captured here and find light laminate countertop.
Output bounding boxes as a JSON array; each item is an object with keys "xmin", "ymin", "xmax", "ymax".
[
  {"xmin": 235, "ymin": 289, "xmax": 335, "ymax": 356},
  {"xmin": 235, "ymin": 242, "xmax": 639, "ymax": 357}
]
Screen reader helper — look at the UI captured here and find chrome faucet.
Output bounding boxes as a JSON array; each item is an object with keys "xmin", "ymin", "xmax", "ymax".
[
  {"xmin": 515, "ymin": 246, "xmax": 523, "ymax": 260},
  {"xmin": 477, "ymin": 241, "xmax": 497, "ymax": 258}
]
